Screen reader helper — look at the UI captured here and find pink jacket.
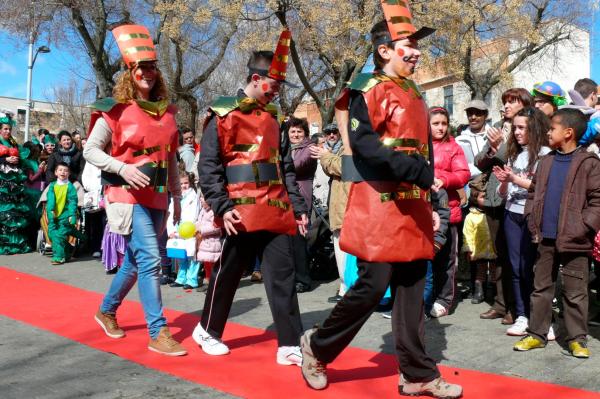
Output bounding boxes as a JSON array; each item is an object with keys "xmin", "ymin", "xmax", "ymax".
[
  {"xmin": 433, "ymin": 136, "xmax": 470, "ymax": 223},
  {"xmin": 195, "ymin": 207, "xmax": 223, "ymax": 263}
]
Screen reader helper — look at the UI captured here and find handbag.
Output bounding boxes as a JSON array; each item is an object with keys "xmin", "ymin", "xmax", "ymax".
[{"xmin": 593, "ymin": 231, "xmax": 600, "ymax": 262}]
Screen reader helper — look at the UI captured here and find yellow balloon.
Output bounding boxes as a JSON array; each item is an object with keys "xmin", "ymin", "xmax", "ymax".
[{"xmin": 178, "ymin": 221, "xmax": 196, "ymax": 239}]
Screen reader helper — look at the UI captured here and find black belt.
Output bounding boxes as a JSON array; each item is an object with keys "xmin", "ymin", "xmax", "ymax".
[
  {"xmin": 101, "ymin": 162, "xmax": 168, "ymax": 188},
  {"xmin": 225, "ymin": 163, "xmax": 280, "ymax": 184},
  {"xmin": 341, "ymin": 155, "xmax": 392, "ymax": 182}
]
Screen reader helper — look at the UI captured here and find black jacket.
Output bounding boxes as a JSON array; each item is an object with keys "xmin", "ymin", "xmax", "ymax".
[
  {"xmin": 46, "ymin": 146, "xmax": 84, "ymax": 183},
  {"xmin": 198, "ymin": 90, "xmax": 307, "ymax": 218}
]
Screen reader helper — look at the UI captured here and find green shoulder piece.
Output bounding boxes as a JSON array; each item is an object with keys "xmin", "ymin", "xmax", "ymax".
[
  {"xmin": 89, "ymin": 97, "xmax": 119, "ymax": 112},
  {"xmin": 209, "ymin": 97, "xmax": 240, "ymax": 117},
  {"xmin": 349, "ymin": 73, "xmax": 381, "ymax": 93}
]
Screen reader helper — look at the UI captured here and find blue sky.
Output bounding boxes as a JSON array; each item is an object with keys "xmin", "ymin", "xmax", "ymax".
[
  {"xmin": 0, "ymin": 31, "xmax": 91, "ymax": 102},
  {"xmin": 591, "ymin": 6, "xmax": 600, "ymax": 82}
]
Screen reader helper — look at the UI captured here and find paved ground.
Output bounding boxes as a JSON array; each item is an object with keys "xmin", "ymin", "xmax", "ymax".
[{"xmin": 2, "ymin": 252, "xmax": 600, "ymax": 397}]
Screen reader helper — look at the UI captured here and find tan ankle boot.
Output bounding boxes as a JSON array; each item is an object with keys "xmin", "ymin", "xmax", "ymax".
[{"xmin": 148, "ymin": 327, "xmax": 187, "ymax": 356}]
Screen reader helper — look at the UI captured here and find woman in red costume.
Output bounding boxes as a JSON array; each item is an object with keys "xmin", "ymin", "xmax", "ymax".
[{"xmin": 84, "ymin": 24, "xmax": 186, "ymax": 356}]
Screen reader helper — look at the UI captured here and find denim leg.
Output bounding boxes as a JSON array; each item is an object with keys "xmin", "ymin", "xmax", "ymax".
[
  {"xmin": 423, "ymin": 261, "xmax": 434, "ymax": 314},
  {"xmin": 505, "ymin": 211, "xmax": 525, "ymax": 317},
  {"xmin": 520, "ymin": 225, "xmax": 537, "ymax": 317},
  {"xmin": 132, "ymin": 205, "xmax": 167, "ymax": 339},
  {"xmin": 101, "ymin": 237, "xmax": 138, "ymax": 314}
]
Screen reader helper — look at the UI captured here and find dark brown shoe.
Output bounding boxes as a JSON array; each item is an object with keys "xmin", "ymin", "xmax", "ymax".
[
  {"xmin": 480, "ymin": 308, "xmax": 504, "ymax": 320},
  {"xmin": 501, "ymin": 313, "xmax": 514, "ymax": 325}
]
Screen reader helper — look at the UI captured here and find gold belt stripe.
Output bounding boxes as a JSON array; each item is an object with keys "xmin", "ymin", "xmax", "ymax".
[
  {"xmin": 232, "ymin": 197, "xmax": 256, "ymax": 205},
  {"xmin": 267, "ymin": 199, "xmax": 290, "ymax": 210},
  {"xmin": 133, "ymin": 145, "xmax": 162, "ymax": 157},
  {"xmin": 232, "ymin": 144, "xmax": 259, "ymax": 152},
  {"xmin": 380, "ymin": 188, "xmax": 423, "ymax": 202}
]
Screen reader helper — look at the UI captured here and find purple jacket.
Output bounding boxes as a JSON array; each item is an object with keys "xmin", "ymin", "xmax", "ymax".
[{"xmin": 292, "ymin": 138, "xmax": 317, "ymax": 214}]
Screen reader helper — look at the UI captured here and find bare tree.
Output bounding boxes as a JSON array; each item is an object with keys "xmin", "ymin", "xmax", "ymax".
[
  {"xmin": 413, "ymin": 0, "xmax": 587, "ymax": 99},
  {"xmin": 44, "ymin": 79, "xmax": 95, "ymax": 132}
]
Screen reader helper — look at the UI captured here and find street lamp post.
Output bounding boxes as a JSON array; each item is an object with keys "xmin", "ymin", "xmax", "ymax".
[{"xmin": 24, "ymin": 36, "xmax": 50, "ymax": 142}]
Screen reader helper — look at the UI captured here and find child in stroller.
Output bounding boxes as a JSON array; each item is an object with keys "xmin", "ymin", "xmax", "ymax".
[{"xmin": 37, "ymin": 162, "xmax": 85, "ymax": 263}]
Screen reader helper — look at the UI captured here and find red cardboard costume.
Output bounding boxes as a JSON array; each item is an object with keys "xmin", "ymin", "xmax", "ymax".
[
  {"xmin": 87, "ymin": 25, "xmax": 179, "ymax": 211},
  {"xmin": 339, "ymin": 74, "xmax": 434, "ymax": 262},
  {"xmin": 209, "ymin": 98, "xmax": 297, "ymax": 235}
]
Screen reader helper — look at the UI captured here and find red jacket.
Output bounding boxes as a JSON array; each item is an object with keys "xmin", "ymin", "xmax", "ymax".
[{"xmin": 433, "ymin": 136, "xmax": 469, "ymax": 223}]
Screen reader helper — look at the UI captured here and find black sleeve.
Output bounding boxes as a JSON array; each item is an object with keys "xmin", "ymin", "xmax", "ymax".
[
  {"xmin": 280, "ymin": 125, "xmax": 308, "ymax": 217},
  {"xmin": 46, "ymin": 153, "xmax": 57, "ymax": 183},
  {"xmin": 432, "ymin": 188, "xmax": 450, "ymax": 250},
  {"xmin": 348, "ymin": 91, "xmax": 433, "ymax": 189},
  {"xmin": 198, "ymin": 116, "xmax": 235, "ymax": 217},
  {"xmin": 0, "ymin": 156, "xmax": 7, "ymax": 165}
]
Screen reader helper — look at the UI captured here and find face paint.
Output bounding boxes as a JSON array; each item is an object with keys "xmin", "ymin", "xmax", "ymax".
[
  {"xmin": 396, "ymin": 48, "xmax": 405, "ymax": 57},
  {"xmin": 261, "ymin": 83, "xmax": 269, "ymax": 92},
  {"xmin": 135, "ymin": 74, "xmax": 143, "ymax": 81}
]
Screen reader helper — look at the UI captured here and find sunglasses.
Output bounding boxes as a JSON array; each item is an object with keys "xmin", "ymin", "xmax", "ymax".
[
  {"xmin": 325, "ymin": 131, "xmax": 339, "ymax": 136},
  {"xmin": 466, "ymin": 109, "xmax": 486, "ymax": 116}
]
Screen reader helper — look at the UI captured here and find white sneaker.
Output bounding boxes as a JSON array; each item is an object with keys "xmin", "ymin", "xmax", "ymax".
[
  {"xmin": 192, "ymin": 323, "xmax": 229, "ymax": 355},
  {"xmin": 430, "ymin": 302, "xmax": 448, "ymax": 318},
  {"xmin": 547, "ymin": 325, "xmax": 556, "ymax": 341},
  {"xmin": 277, "ymin": 346, "xmax": 302, "ymax": 366},
  {"xmin": 506, "ymin": 316, "xmax": 528, "ymax": 336},
  {"xmin": 381, "ymin": 310, "xmax": 392, "ymax": 319}
]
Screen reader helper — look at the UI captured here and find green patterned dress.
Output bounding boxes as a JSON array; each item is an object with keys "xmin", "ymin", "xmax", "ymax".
[{"xmin": 0, "ymin": 136, "xmax": 40, "ymax": 254}]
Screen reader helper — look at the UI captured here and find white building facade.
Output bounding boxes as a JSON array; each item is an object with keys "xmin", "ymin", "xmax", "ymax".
[{"xmin": 418, "ymin": 25, "xmax": 590, "ymax": 127}]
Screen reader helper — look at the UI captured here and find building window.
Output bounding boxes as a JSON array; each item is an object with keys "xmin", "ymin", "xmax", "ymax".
[
  {"xmin": 17, "ymin": 109, "xmax": 26, "ymax": 124},
  {"xmin": 443, "ymin": 85, "xmax": 453, "ymax": 116}
]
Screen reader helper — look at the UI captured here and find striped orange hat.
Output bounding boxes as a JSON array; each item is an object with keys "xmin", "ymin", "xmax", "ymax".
[
  {"xmin": 112, "ymin": 24, "xmax": 157, "ymax": 69},
  {"xmin": 268, "ymin": 29, "xmax": 292, "ymax": 83},
  {"xmin": 379, "ymin": 0, "xmax": 435, "ymax": 42}
]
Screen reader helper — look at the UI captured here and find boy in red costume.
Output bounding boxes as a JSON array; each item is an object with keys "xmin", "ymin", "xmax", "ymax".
[
  {"xmin": 193, "ymin": 29, "xmax": 308, "ymax": 366},
  {"xmin": 300, "ymin": 2, "xmax": 462, "ymax": 398}
]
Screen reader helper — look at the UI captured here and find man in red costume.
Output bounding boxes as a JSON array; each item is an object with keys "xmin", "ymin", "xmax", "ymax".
[
  {"xmin": 299, "ymin": 2, "xmax": 463, "ymax": 398},
  {"xmin": 193, "ymin": 29, "xmax": 308, "ymax": 366}
]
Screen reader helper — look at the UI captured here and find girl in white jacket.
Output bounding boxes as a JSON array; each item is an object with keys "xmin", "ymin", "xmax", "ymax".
[{"xmin": 167, "ymin": 171, "xmax": 201, "ymax": 290}]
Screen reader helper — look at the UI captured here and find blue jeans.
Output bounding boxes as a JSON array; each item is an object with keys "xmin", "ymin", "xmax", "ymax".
[
  {"xmin": 504, "ymin": 210, "xmax": 536, "ymax": 318},
  {"xmin": 423, "ymin": 261, "xmax": 434, "ymax": 314},
  {"xmin": 101, "ymin": 204, "xmax": 167, "ymax": 339},
  {"xmin": 175, "ymin": 257, "xmax": 200, "ymax": 287}
]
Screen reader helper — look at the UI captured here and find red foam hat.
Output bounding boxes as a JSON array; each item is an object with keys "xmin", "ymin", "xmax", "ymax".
[
  {"xmin": 380, "ymin": 0, "xmax": 435, "ymax": 42},
  {"xmin": 112, "ymin": 24, "xmax": 157, "ymax": 69}
]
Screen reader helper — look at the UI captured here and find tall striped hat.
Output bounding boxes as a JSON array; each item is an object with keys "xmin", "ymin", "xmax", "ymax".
[
  {"xmin": 112, "ymin": 24, "xmax": 157, "ymax": 69},
  {"xmin": 268, "ymin": 29, "xmax": 292, "ymax": 83},
  {"xmin": 379, "ymin": 0, "xmax": 435, "ymax": 43}
]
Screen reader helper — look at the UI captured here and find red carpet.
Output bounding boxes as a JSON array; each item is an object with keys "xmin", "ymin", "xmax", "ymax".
[{"xmin": 1, "ymin": 266, "xmax": 598, "ymax": 399}]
